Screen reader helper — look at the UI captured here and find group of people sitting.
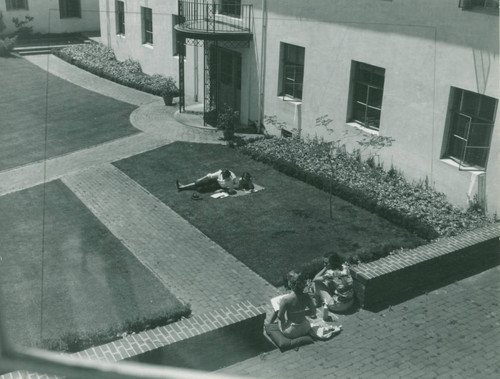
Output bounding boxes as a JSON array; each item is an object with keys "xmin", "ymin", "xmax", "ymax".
[
  {"xmin": 274, "ymin": 253, "xmax": 354, "ymax": 339},
  {"xmin": 176, "ymin": 168, "xmax": 254, "ymax": 195}
]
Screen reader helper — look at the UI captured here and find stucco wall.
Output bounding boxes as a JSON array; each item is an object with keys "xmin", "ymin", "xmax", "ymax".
[
  {"xmin": 263, "ymin": 0, "xmax": 499, "ymax": 215},
  {"xmin": 0, "ymin": 0, "xmax": 100, "ymax": 35},
  {"xmin": 99, "ymin": 0, "xmax": 264, "ymax": 126}
]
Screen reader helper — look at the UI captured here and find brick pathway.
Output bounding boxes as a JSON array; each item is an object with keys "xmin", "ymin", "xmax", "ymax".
[
  {"xmin": 218, "ymin": 265, "xmax": 500, "ymax": 379},
  {"xmin": 62, "ymin": 164, "xmax": 278, "ymax": 315}
]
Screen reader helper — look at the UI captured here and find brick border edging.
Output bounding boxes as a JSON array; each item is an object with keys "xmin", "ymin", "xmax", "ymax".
[
  {"xmin": 351, "ymin": 224, "xmax": 500, "ymax": 310},
  {"xmin": 0, "ymin": 301, "xmax": 266, "ymax": 379},
  {"xmin": 70, "ymin": 301, "xmax": 265, "ymax": 363}
]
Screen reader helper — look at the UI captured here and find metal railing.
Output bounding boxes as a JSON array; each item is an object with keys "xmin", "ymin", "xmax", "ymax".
[{"xmin": 178, "ymin": 1, "xmax": 252, "ymax": 34}]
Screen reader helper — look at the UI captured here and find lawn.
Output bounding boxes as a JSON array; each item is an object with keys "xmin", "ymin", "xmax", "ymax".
[
  {"xmin": 113, "ymin": 142, "xmax": 425, "ymax": 286},
  {"xmin": 0, "ymin": 180, "xmax": 185, "ymax": 350},
  {"xmin": 0, "ymin": 56, "xmax": 139, "ymax": 172}
]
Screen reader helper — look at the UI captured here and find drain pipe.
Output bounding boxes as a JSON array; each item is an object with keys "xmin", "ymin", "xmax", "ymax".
[
  {"xmin": 257, "ymin": 0, "xmax": 267, "ymax": 133},
  {"xmin": 105, "ymin": 0, "xmax": 111, "ymax": 47},
  {"xmin": 194, "ymin": 46, "xmax": 199, "ymax": 102}
]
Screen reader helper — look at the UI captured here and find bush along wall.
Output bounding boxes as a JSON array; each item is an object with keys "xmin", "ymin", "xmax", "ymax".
[
  {"xmin": 239, "ymin": 136, "xmax": 492, "ymax": 241},
  {"xmin": 53, "ymin": 42, "xmax": 178, "ymax": 97}
]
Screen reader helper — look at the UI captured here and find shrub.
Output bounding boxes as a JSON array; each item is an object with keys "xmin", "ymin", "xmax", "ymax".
[
  {"xmin": 239, "ymin": 136, "xmax": 492, "ymax": 241},
  {"xmin": 0, "ymin": 35, "xmax": 17, "ymax": 57},
  {"xmin": 54, "ymin": 43, "xmax": 178, "ymax": 97},
  {"xmin": 39, "ymin": 304, "xmax": 191, "ymax": 353},
  {"xmin": 217, "ymin": 103, "xmax": 239, "ymax": 141}
]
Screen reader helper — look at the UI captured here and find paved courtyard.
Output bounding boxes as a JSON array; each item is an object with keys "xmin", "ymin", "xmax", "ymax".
[{"xmin": 1, "ymin": 54, "xmax": 498, "ymax": 378}]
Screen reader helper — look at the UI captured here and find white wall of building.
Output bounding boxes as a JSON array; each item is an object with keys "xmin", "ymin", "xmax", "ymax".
[
  {"xmin": 0, "ymin": 0, "xmax": 100, "ymax": 36},
  {"xmin": 263, "ymin": 0, "xmax": 499, "ymax": 215}
]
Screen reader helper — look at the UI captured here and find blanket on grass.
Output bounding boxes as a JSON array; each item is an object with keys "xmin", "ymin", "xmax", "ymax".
[{"xmin": 210, "ymin": 183, "xmax": 265, "ymax": 199}]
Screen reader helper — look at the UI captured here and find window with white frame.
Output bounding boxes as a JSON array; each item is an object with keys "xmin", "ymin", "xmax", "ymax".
[
  {"xmin": 59, "ymin": 0, "xmax": 81, "ymax": 18},
  {"xmin": 220, "ymin": 0, "xmax": 241, "ymax": 17},
  {"xmin": 279, "ymin": 43, "xmax": 305, "ymax": 101},
  {"xmin": 349, "ymin": 61, "xmax": 385, "ymax": 130},
  {"xmin": 142, "ymin": 6, "xmax": 153, "ymax": 45},
  {"xmin": 5, "ymin": 0, "xmax": 28, "ymax": 10},
  {"xmin": 444, "ymin": 87, "xmax": 497, "ymax": 170},
  {"xmin": 116, "ymin": 1, "xmax": 125, "ymax": 35}
]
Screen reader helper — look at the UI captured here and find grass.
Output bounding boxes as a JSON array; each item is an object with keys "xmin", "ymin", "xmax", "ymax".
[
  {"xmin": 0, "ymin": 180, "xmax": 188, "ymax": 350},
  {"xmin": 113, "ymin": 142, "xmax": 425, "ymax": 286},
  {"xmin": 0, "ymin": 56, "xmax": 139, "ymax": 171}
]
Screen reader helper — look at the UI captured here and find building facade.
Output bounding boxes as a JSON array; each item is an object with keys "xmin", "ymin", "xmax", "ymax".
[
  {"xmin": 98, "ymin": 0, "xmax": 499, "ymax": 216},
  {"xmin": 0, "ymin": 0, "xmax": 100, "ymax": 36}
]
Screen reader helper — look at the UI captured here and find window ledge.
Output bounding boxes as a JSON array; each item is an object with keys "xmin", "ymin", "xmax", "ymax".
[
  {"xmin": 346, "ymin": 122, "xmax": 379, "ymax": 135},
  {"xmin": 117, "ymin": 34, "xmax": 125, "ymax": 38},
  {"xmin": 142, "ymin": 43, "xmax": 154, "ymax": 49},
  {"xmin": 440, "ymin": 158, "xmax": 485, "ymax": 174},
  {"xmin": 278, "ymin": 96, "xmax": 302, "ymax": 105},
  {"xmin": 173, "ymin": 55, "xmax": 186, "ymax": 61}
]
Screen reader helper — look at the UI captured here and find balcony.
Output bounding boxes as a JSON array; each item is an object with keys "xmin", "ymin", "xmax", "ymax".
[{"xmin": 175, "ymin": 1, "xmax": 253, "ymax": 41}]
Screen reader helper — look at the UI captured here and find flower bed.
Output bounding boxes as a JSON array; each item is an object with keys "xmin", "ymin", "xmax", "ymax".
[
  {"xmin": 53, "ymin": 42, "xmax": 178, "ymax": 96},
  {"xmin": 239, "ymin": 136, "xmax": 492, "ymax": 241}
]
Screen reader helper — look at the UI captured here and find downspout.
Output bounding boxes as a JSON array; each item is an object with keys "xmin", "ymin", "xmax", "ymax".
[
  {"xmin": 105, "ymin": 0, "xmax": 111, "ymax": 47},
  {"xmin": 257, "ymin": 0, "xmax": 267, "ymax": 133}
]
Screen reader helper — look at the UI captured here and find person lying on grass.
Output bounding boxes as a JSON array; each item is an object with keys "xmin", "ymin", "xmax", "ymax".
[
  {"xmin": 176, "ymin": 169, "xmax": 254, "ymax": 195},
  {"xmin": 277, "ymin": 271, "xmax": 317, "ymax": 339},
  {"xmin": 313, "ymin": 253, "xmax": 355, "ymax": 313}
]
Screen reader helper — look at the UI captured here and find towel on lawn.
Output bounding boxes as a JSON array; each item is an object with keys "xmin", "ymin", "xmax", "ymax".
[{"xmin": 210, "ymin": 183, "xmax": 265, "ymax": 199}]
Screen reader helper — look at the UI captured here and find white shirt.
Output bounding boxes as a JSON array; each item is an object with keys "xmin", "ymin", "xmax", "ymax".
[{"xmin": 207, "ymin": 170, "xmax": 238, "ymax": 190}]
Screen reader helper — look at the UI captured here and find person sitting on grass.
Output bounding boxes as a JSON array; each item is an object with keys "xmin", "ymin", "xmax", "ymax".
[
  {"xmin": 277, "ymin": 271, "xmax": 317, "ymax": 339},
  {"xmin": 313, "ymin": 252, "xmax": 355, "ymax": 313},
  {"xmin": 176, "ymin": 169, "xmax": 254, "ymax": 195}
]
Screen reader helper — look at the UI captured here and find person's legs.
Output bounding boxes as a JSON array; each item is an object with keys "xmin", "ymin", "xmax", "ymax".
[
  {"xmin": 177, "ymin": 175, "xmax": 215, "ymax": 191},
  {"xmin": 280, "ymin": 319, "xmax": 311, "ymax": 339},
  {"xmin": 313, "ymin": 280, "xmax": 333, "ymax": 306}
]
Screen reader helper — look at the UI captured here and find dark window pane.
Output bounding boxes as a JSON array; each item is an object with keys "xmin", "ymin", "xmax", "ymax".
[
  {"xmin": 451, "ymin": 90, "xmax": 462, "ymax": 110},
  {"xmin": 371, "ymin": 72, "xmax": 385, "ymax": 88},
  {"xmin": 479, "ymin": 95, "xmax": 497, "ymax": 121},
  {"xmin": 461, "ymin": 90, "xmax": 479, "ymax": 115},
  {"xmin": 468, "ymin": 122, "xmax": 492, "ymax": 147},
  {"xmin": 453, "ymin": 114, "xmax": 471, "ymax": 139},
  {"xmin": 448, "ymin": 136, "xmax": 466, "ymax": 161},
  {"xmin": 354, "ymin": 83, "xmax": 368, "ymax": 104},
  {"xmin": 353, "ymin": 103, "xmax": 367, "ymax": 124},
  {"xmin": 358, "ymin": 67, "xmax": 371, "ymax": 83},
  {"xmin": 366, "ymin": 107, "xmax": 381, "ymax": 129},
  {"xmin": 368, "ymin": 87, "xmax": 383, "ymax": 108}
]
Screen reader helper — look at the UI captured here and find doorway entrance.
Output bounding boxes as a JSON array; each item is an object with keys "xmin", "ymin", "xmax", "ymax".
[{"xmin": 204, "ymin": 45, "xmax": 242, "ymax": 127}]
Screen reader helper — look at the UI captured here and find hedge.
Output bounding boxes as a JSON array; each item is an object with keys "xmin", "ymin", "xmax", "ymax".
[
  {"xmin": 53, "ymin": 42, "xmax": 178, "ymax": 96},
  {"xmin": 239, "ymin": 136, "xmax": 492, "ymax": 241}
]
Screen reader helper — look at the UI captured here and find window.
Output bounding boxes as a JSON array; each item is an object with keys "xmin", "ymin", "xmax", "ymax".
[
  {"xmin": 116, "ymin": 1, "xmax": 125, "ymax": 35},
  {"xmin": 220, "ymin": 0, "xmax": 241, "ymax": 17},
  {"xmin": 349, "ymin": 61, "xmax": 385, "ymax": 130},
  {"xmin": 444, "ymin": 88, "xmax": 497, "ymax": 170},
  {"xmin": 5, "ymin": 0, "xmax": 28, "ymax": 10},
  {"xmin": 59, "ymin": 0, "xmax": 81, "ymax": 18},
  {"xmin": 172, "ymin": 15, "xmax": 185, "ymax": 56},
  {"xmin": 142, "ymin": 7, "xmax": 153, "ymax": 45},
  {"xmin": 459, "ymin": 0, "xmax": 499, "ymax": 11},
  {"xmin": 279, "ymin": 43, "xmax": 305, "ymax": 101}
]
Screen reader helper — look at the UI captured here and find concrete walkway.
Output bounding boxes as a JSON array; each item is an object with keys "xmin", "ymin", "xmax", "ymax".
[{"xmin": 1, "ymin": 54, "xmax": 498, "ymax": 379}]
